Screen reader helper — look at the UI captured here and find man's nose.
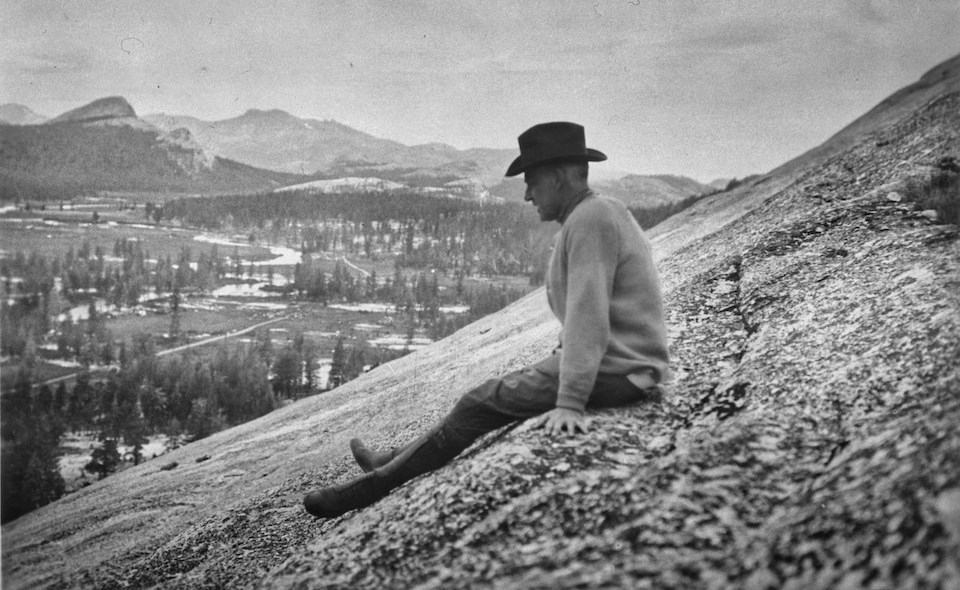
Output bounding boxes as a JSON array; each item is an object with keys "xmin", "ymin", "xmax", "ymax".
[{"xmin": 524, "ymin": 188, "xmax": 533, "ymax": 202}]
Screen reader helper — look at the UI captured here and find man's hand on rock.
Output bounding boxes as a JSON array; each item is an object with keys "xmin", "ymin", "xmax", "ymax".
[{"xmin": 533, "ymin": 407, "xmax": 590, "ymax": 436}]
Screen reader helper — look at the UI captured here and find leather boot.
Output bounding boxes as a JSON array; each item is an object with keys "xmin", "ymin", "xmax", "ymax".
[
  {"xmin": 350, "ymin": 438, "xmax": 398, "ymax": 473},
  {"xmin": 304, "ymin": 428, "xmax": 459, "ymax": 518}
]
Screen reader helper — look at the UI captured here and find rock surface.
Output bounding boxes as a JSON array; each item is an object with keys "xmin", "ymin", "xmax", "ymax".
[{"xmin": 2, "ymin": 57, "xmax": 959, "ymax": 589}]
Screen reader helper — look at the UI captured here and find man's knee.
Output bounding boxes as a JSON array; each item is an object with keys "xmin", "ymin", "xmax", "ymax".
[{"xmin": 451, "ymin": 377, "xmax": 501, "ymax": 414}]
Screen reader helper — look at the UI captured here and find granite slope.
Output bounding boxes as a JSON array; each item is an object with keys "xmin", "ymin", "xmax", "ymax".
[
  {"xmin": 264, "ymin": 85, "xmax": 960, "ymax": 590},
  {"xmin": 2, "ymin": 57, "xmax": 959, "ymax": 589}
]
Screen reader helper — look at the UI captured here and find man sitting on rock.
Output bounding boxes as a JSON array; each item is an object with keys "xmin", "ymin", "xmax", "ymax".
[{"xmin": 304, "ymin": 121, "xmax": 670, "ymax": 518}]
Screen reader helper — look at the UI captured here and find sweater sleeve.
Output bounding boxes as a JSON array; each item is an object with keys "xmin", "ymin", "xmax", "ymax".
[{"xmin": 556, "ymin": 210, "xmax": 618, "ymax": 412}]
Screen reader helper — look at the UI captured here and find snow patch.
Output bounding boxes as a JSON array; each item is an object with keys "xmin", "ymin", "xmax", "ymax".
[
  {"xmin": 368, "ymin": 335, "xmax": 433, "ymax": 350},
  {"xmin": 275, "ymin": 177, "xmax": 406, "ymax": 193},
  {"xmin": 328, "ymin": 302, "xmax": 395, "ymax": 313}
]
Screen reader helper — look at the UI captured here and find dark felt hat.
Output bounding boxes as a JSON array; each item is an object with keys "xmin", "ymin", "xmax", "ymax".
[{"xmin": 505, "ymin": 122, "xmax": 607, "ymax": 177}]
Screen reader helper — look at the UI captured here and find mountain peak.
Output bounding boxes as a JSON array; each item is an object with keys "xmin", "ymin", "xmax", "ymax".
[
  {"xmin": 241, "ymin": 108, "xmax": 295, "ymax": 120},
  {"xmin": 48, "ymin": 96, "xmax": 137, "ymax": 124}
]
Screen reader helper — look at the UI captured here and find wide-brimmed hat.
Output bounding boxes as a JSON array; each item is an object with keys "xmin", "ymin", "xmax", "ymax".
[{"xmin": 505, "ymin": 122, "xmax": 607, "ymax": 177}]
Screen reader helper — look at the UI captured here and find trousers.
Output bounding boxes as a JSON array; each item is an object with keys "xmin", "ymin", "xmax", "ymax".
[{"xmin": 435, "ymin": 353, "xmax": 655, "ymax": 455}]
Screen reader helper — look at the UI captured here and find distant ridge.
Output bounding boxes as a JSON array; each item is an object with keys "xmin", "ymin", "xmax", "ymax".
[
  {"xmin": 48, "ymin": 96, "xmax": 138, "ymax": 125},
  {"xmin": 145, "ymin": 109, "xmax": 517, "ymax": 183},
  {"xmin": 600, "ymin": 173, "xmax": 714, "ymax": 208},
  {"xmin": 0, "ymin": 103, "xmax": 47, "ymax": 125},
  {"xmin": 487, "ymin": 172, "xmax": 713, "ymax": 208}
]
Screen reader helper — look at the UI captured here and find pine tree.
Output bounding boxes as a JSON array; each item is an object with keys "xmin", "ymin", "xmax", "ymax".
[
  {"xmin": 86, "ymin": 301, "xmax": 99, "ymax": 335},
  {"xmin": 169, "ymin": 286, "xmax": 182, "ymax": 342},
  {"xmin": 256, "ymin": 328, "xmax": 273, "ymax": 365},
  {"xmin": 404, "ymin": 310, "xmax": 416, "ymax": 352},
  {"xmin": 345, "ymin": 341, "xmax": 368, "ymax": 382},
  {"xmin": 85, "ymin": 437, "xmax": 120, "ymax": 480},
  {"xmin": 54, "ymin": 381, "xmax": 68, "ymax": 412},
  {"xmin": 302, "ymin": 339, "xmax": 318, "ymax": 394},
  {"xmin": 184, "ymin": 393, "xmax": 226, "ymax": 442},
  {"xmin": 271, "ymin": 350, "xmax": 301, "ymax": 398},
  {"xmin": 2, "ymin": 407, "xmax": 66, "ymax": 522},
  {"xmin": 329, "ymin": 334, "xmax": 346, "ymax": 389},
  {"xmin": 121, "ymin": 391, "xmax": 150, "ymax": 465}
]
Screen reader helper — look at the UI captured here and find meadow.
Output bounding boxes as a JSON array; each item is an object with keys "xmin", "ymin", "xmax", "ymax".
[{"xmin": 1, "ymin": 205, "xmax": 274, "ymax": 263}]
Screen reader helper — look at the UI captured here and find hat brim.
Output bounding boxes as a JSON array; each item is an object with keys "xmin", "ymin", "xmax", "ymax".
[{"xmin": 505, "ymin": 148, "xmax": 607, "ymax": 177}]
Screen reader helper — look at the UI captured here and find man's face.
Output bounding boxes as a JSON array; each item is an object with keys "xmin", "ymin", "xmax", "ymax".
[{"xmin": 524, "ymin": 167, "xmax": 563, "ymax": 222}]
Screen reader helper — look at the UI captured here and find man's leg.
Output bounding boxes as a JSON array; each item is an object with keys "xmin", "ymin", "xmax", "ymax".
[
  {"xmin": 305, "ymin": 359, "xmax": 561, "ymax": 518},
  {"xmin": 346, "ymin": 356, "xmax": 569, "ymax": 471},
  {"xmin": 304, "ymin": 358, "xmax": 657, "ymax": 518},
  {"xmin": 349, "ymin": 438, "xmax": 398, "ymax": 473},
  {"xmin": 349, "ymin": 361, "xmax": 656, "ymax": 472}
]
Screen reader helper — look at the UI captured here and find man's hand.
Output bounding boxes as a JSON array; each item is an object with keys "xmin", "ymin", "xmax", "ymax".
[{"xmin": 532, "ymin": 407, "xmax": 590, "ymax": 436}]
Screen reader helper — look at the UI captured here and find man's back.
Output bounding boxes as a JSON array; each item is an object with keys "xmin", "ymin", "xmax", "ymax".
[{"xmin": 547, "ymin": 193, "xmax": 670, "ymax": 411}]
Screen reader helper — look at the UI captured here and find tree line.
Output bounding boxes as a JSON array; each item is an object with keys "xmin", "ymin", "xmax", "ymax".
[
  {"xmin": 160, "ymin": 189, "xmax": 553, "ymax": 280},
  {"xmin": 1, "ymin": 237, "xmax": 256, "ymax": 361},
  {"xmin": 627, "ymin": 192, "xmax": 709, "ymax": 231},
  {"xmin": 0, "ymin": 122, "xmax": 300, "ymax": 201},
  {"xmin": 2, "ymin": 327, "xmax": 318, "ymax": 523}
]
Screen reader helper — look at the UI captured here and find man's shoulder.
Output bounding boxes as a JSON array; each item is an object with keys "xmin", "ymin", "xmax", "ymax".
[
  {"xmin": 559, "ymin": 196, "xmax": 627, "ymax": 256},
  {"xmin": 570, "ymin": 194, "xmax": 629, "ymax": 219},
  {"xmin": 567, "ymin": 194, "xmax": 630, "ymax": 227}
]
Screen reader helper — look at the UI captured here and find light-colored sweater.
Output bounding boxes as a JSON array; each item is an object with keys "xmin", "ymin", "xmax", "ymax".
[{"xmin": 546, "ymin": 190, "xmax": 670, "ymax": 412}]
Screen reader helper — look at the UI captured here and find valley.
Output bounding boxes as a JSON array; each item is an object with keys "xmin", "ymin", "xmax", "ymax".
[{"xmin": 0, "ymin": 189, "xmax": 538, "ymax": 514}]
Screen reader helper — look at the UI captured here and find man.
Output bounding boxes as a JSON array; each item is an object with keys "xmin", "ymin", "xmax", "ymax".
[{"xmin": 304, "ymin": 122, "xmax": 670, "ymax": 518}]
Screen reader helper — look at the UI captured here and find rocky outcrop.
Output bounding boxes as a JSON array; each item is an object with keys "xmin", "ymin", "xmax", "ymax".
[
  {"xmin": 2, "ymin": 58, "xmax": 959, "ymax": 589},
  {"xmin": 159, "ymin": 127, "xmax": 216, "ymax": 173}
]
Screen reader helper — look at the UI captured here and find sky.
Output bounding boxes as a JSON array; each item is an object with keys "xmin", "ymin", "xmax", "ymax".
[{"xmin": 2, "ymin": 1, "xmax": 959, "ymax": 182}]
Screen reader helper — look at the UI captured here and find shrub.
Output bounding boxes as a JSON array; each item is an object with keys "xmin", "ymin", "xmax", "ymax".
[{"xmin": 903, "ymin": 160, "xmax": 959, "ymax": 225}]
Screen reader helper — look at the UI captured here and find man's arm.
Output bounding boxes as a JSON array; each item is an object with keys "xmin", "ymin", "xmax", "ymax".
[{"xmin": 536, "ymin": 207, "xmax": 619, "ymax": 436}]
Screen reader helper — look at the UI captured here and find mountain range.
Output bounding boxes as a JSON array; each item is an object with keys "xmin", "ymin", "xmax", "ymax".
[
  {"xmin": 143, "ymin": 109, "xmax": 717, "ymax": 202},
  {"xmin": 3, "ymin": 53, "xmax": 958, "ymax": 590},
  {"xmin": 0, "ymin": 97, "xmax": 303, "ymax": 199},
  {"xmin": 144, "ymin": 109, "xmax": 519, "ymax": 186},
  {"xmin": 1, "ymin": 100, "xmax": 715, "ymax": 204}
]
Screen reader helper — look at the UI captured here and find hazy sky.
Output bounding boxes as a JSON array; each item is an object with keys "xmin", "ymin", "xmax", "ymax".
[{"xmin": 2, "ymin": 1, "xmax": 958, "ymax": 181}]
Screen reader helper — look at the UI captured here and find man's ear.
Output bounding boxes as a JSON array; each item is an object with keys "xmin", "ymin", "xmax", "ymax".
[
  {"xmin": 544, "ymin": 166, "xmax": 567, "ymax": 187},
  {"xmin": 549, "ymin": 165, "xmax": 567, "ymax": 187}
]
